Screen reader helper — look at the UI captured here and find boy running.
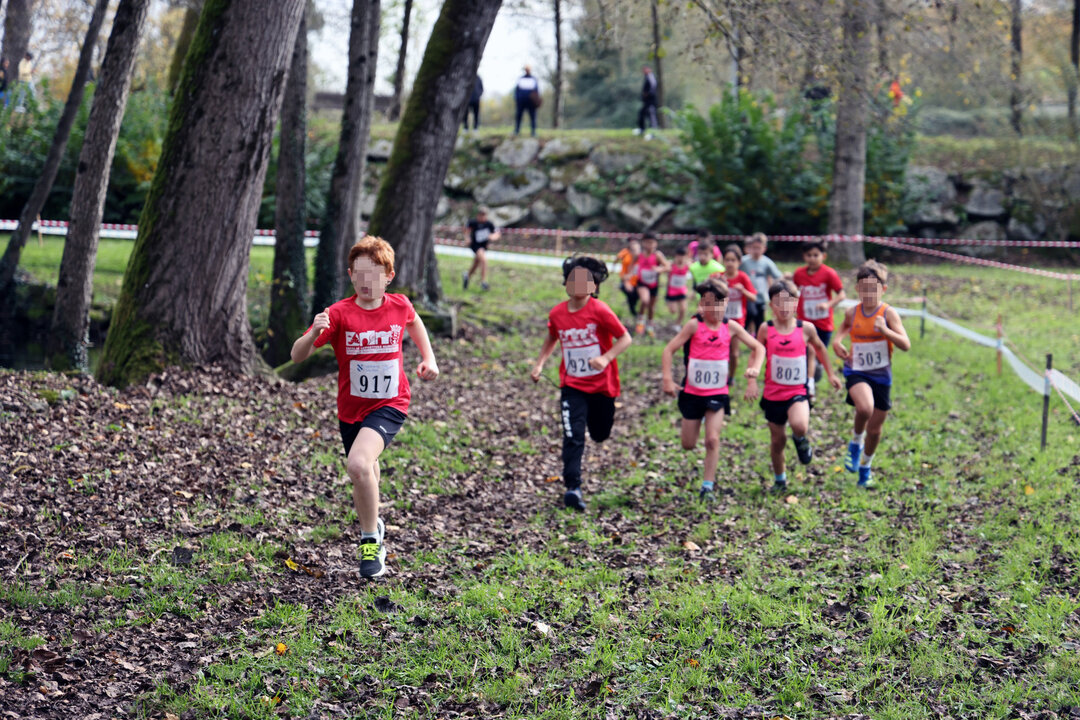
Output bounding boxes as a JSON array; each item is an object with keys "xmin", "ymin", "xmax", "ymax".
[
  {"xmin": 757, "ymin": 280, "xmax": 841, "ymax": 493},
  {"xmin": 531, "ymin": 256, "xmax": 633, "ymax": 511},
  {"xmin": 793, "ymin": 241, "xmax": 846, "ymax": 390},
  {"xmin": 689, "ymin": 241, "xmax": 725, "ymax": 290},
  {"xmin": 832, "ymin": 260, "xmax": 911, "ymax": 488},
  {"xmin": 665, "ymin": 246, "xmax": 692, "ymax": 326},
  {"xmin": 462, "ymin": 207, "xmax": 501, "ymax": 291},
  {"xmin": 616, "ymin": 237, "xmax": 642, "ymax": 325},
  {"xmin": 721, "ymin": 243, "xmax": 757, "ymax": 396},
  {"xmin": 635, "ymin": 232, "xmax": 669, "ymax": 336},
  {"xmin": 741, "ymin": 232, "xmax": 783, "ymax": 336},
  {"xmin": 292, "ymin": 236, "xmax": 440, "ymax": 578},
  {"xmin": 661, "ymin": 278, "xmax": 764, "ymax": 502}
]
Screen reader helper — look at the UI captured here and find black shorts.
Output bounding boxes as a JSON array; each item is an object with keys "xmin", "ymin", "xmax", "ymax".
[
  {"xmin": 813, "ymin": 327, "xmax": 832, "ymax": 349},
  {"xmin": 746, "ymin": 302, "xmax": 765, "ymax": 328},
  {"xmin": 340, "ymin": 406, "xmax": 408, "ymax": 455},
  {"xmin": 639, "ymin": 282, "xmax": 659, "ymax": 294},
  {"xmin": 666, "ymin": 292, "xmax": 689, "ymax": 303},
  {"xmin": 760, "ymin": 395, "xmax": 811, "ymax": 426},
  {"xmin": 845, "ymin": 375, "xmax": 892, "ymax": 412},
  {"xmin": 677, "ymin": 391, "xmax": 730, "ymax": 420},
  {"xmin": 469, "ymin": 241, "xmax": 488, "ymax": 254}
]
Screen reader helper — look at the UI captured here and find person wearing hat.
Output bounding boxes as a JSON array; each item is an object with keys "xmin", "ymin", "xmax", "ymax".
[
  {"xmin": 514, "ymin": 65, "xmax": 541, "ymax": 137},
  {"xmin": 463, "ymin": 207, "xmax": 501, "ymax": 291}
]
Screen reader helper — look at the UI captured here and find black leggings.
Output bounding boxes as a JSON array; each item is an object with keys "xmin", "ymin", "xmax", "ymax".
[
  {"xmin": 560, "ymin": 386, "xmax": 616, "ymax": 489},
  {"xmin": 464, "ymin": 101, "xmax": 479, "ymax": 129},
  {"xmin": 515, "ymin": 103, "xmax": 537, "ymax": 135}
]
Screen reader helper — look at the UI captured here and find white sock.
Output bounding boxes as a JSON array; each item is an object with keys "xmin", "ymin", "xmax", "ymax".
[
  {"xmin": 853, "ymin": 432, "xmax": 865, "ymax": 445},
  {"xmin": 860, "ymin": 453, "xmax": 873, "ymax": 468}
]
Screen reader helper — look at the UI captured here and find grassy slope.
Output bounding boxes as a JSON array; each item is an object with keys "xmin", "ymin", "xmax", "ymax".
[{"xmin": 2, "ymin": 251, "xmax": 1078, "ymax": 719}]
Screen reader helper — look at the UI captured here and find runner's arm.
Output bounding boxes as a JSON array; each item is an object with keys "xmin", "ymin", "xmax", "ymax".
[
  {"xmin": 831, "ymin": 308, "xmax": 854, "ymax": 359},
  {"xmin": 730, "ymin": 321, "xmax": 765, "ymax": 377},
  {"xmin": 406, "ymin": 313, "xmax": 440, "ymax": 380},
  {"xmin": 880, "ymin": 306, "xmax": 911, "ymax": 351},
  {"xmin": 661, "ymin": 321, "xmax": 697, "ymax": 394},
  {"xmin": 291, "ymin": 309, "xmax": 330, "ymax": 364},
  {"xmin": 530, "ymin": 331, "xmax": 559, "ymax": 382}
]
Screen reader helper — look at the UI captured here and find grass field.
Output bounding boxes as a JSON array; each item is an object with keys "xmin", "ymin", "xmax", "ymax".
[{"xmin": 1, "ymin": 247, "xmax": 1078, "ymax": 719}]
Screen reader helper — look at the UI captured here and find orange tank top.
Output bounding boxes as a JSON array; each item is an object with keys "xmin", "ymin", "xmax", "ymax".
[{"xmin": 845, "ymin": 303, "xmax": 892, "ymax": 380}]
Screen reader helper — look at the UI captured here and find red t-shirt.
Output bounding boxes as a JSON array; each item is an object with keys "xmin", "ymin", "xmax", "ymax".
[
  {"xmin": 794, "ymin": 264, "xmax": 843, "ymax": 332},
  {"xmin": 722, "ymin": 271, "xmax": 756, "ymax": 326},
  {"xmin": 312, "ymin": 293, "xmax": 416, "ymax": 422},
  {"xmin": 547, "ymin": 298, "xmax": 627, "ymax": 398}
]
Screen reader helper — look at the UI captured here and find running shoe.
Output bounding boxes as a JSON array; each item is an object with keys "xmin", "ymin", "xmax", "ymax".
[
  {"xmin": 462, "ymin": 272, "xmax": 469, "ymax": 290},
  {"xmin": 845, "ymin": 441, "xmax": 862, "ymax": 472},
  {"xmin": 564, "ymin": 487, "xmax": 586, "ymax": 512},
  {"xmin": 771, "ymin": 479, "xmax": 788, "ymax": 494},
  {"xmin": 857, "ymin": 466, "xmax": 874, "ymax": 488},
  {"xmin": 793, "ymin": 436, "xmax": 814, "ymax": 465},
  {"xmin": 358, "ymin": 517, "xmax": 387, "ymax": 578},
  {"xmin": 699, "ymin": 485, "xmax": 716, "ymax": 503}
]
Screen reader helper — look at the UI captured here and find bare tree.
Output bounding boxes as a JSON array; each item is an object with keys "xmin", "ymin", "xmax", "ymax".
[
  {"xmin": 47, "ymin": 0, "xmax": 152, "ymax": 371},
  {"xmin": 266, "ymin": 8, "xmax": 309, "ymax": 367},
  {"xmin": 311, "ymin": 0, "xmax": 380, "ymax": 315},
  {"xmin": 388, "ymin": 0, "xmax": 412, "ymax": 122},
  {"xmin": 96, "ymin": 0, "xmax": 306, "ymax": 387},
  {"xmin": 1, "ymin": 0, "xmax": 35, "ymax": 75},
  {"xmin": 368, "ymin": 0, "xmax": 502, "ymax": 304},
  {"xmin": 1071, "ymin": 0, "xmax": 1079, "ymax": 140},
  {"xmin": 650, "ymin": 0, "xmax": 664, "ymax": 127},
  {"xmin": 1009, "ymin": 0, "xmax": 1022, "ymax": 136},
  {"xmin": 552, "ymin": 0, "xmax": 563, "ymax": 127},
  {"xmin": 0, "ymin": 0, "xmax": 110, "ymax": 294},
  {"xmin": 166, "ymin": 0, "xmax": 203, "ymax": 94}
]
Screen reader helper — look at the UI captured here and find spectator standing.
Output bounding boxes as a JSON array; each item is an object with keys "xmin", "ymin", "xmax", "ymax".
[
  {"xmin": 514, "ymin": 65, "xmax": 541, "ymax": 137},
  {"xmin": 635, "ymin": 65, "xmax": 659, "ymax": 138},
  {"xmin": 464, "ymin": 75, "xmax": 483, "ymax": 131}
]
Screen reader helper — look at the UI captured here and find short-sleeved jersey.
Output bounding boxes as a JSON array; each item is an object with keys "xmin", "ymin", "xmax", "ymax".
[
  {"xmin": 313, "ymin": 293, "xmax": 416, "ymax": 422},
  {"xmin": 468, "ymin": 219, "xmax": 496, "ymax": 245},
  {"xmin": 617, "ymin": 248, "xmax": 638, "ymax": 287},
  {"xmin": 689, "ymin": 259, "xmax": 725, "ymax": 288},
  {"xmin": 722, "ymin": 271, "xmax": 757, "ymax": 325},
  {"xmin": 740, "ymin": 254, "xmax": 783, "ymax": 302},
  {"xmin": 794, "ymin": 264, "xmax": 844, "ymax": 332},
  {"xmin": 547, "ymin": 298, "xmax": 627, "ymax": 398}
]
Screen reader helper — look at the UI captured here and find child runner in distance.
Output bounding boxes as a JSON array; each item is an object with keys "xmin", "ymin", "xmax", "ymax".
[
  {"xmin": 616, "ymin": 237, "xmax": 642, "ymax": 327},
  {"xmin": 665, "ymin": 246, "xmax": 691, "ymax": 327},
  {"xmin": 794, "ymin": 241, "xmax": 846, "ymax": 392},
  {"xmin": 462, "ymin": 206, "xmax": 501, "ymax": 291},
  {"xmin": 757, "ymin": 280, "xmax": 841, "ymax": 493},
  {"xmin": 635, "ymin": 232, "xmax": 669, "ymax": 336},
  {"xmin": 291, "ymin": 236, "xmax": 440, "ymax": 578},
  {"xmin": 689, "ymin": 240, "xmax": 725, "ymax": 290},
  {"xmin": 687, "ymin": 227, "xmax": 722, "ymax": 263},
  {"xmin": 530, "ymin": 256, "xmax": 632, "ymax": 511},
  {"xmin": 832, "ymin": 260, "xmax": 911, "ymax": 488},
  {"xmin": 721, "ymin": 244, "xmax": 758, "ymax": 398},
  {"xmin": 661, "ymin": 277, "xmax": 764, "ymax": 502},
  {"xmin": 741, "ymin": 232, "xmax": 783, "ymax": 337}
]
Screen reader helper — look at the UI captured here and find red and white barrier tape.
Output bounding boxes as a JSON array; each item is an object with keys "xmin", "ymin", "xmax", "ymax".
[{"xmin": 867, "ymin": 237, "xmax": 1080, "ymax": 281}]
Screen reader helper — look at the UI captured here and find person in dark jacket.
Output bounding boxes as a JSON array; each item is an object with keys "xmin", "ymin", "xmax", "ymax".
[
  {"xmin": 464, "ymin": 75, "xmax": 483, "ymax": 131},
  {"xmin": 514, "ymin": 65, "xmax": 540, "ymax": 137},
  {"xmin": 636, "ymin": 65, "xmax": 659, "ymax": 136},
  {"xmin": 0, "ymin": 59, "xmax": 9, "ymax": 107}
]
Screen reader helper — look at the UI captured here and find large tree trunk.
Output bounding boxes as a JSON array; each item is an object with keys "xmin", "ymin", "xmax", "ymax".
[
  {"xmin": 388, "ymin": 0, "xmax": 411, "ymax": 122},
  {"xmin": 266, "ymin": 9, "xmax": 309, "ymax": 367},
  {"xmin": 1070, "ymin": 0, "xmax": 1079, "ymax": 141},
  {"xmin": 0, "ymin": 0, "xmax": 109, "ymax": 293},
  {"xmin": 1010, "ymin": 0, "xmax": 1022, "ymax": 136},
  {"xmin": 47, "ymin": 0, "xmax": 151, "ymax": 372},
  {"xmin": 1, "ymin": 0, "xmax": 34, "ymax": 76},
  {"xmin": 311, "ymin": 0, "xmax": 380, "ymax": 315},
  {"xmin": 367, "ymin": 0, "xmax": 502, "ymax": 305},
  {"xmin": 826, "ymin": 0, "xmax": 869, "ymax": 265},
  {"xmin": 552, "ymin": 0, "xmax": 562, "ymax": 128},
  {"xmin": 650, "ymin": 0, "xmax": 663, "ymax": 128},
  {"xmin": 96, "ymin": 0, "xmax": 306, "ymax": 388},
  {"xmin": 167, "ymin": 2, "xmax": 202, "ymax": 95}
]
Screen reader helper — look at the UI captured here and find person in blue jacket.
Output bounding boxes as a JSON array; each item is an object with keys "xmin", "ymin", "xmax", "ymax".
[
  {"xmin": 514, "ymin": 65, "xmax": 541, "ymax": 137},
  {"xmin": 464, "ymin": 75, "xmax": 483, "ymax": 131}
]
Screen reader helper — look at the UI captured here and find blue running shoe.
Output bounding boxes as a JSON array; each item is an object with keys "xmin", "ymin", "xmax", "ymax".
[
  {"xmin": 857, "ymin": 466, "xmax": 874, "ymax": 488},
  {"xmin": 845, "ymin": 441, "xmax": 862, "ymax": 472},
  {"xmin": 563, "ymin": 487, "xmax": 586, "ymax": 512}
]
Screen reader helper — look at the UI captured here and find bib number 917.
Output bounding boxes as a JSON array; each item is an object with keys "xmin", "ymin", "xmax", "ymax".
[{"xmin": 350, "ymin": 359, "xmax": 400, "ymax": 399}]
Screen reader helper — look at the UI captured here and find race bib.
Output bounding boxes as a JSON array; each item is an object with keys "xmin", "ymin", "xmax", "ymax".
[
  {"xmin": 473, "ymin": 227, "xmax": 490, "ymax": 243},
  {"xmin": 852, "ymin": 340, "xmax": 889, "ymax": 372},
  {"xmin": 687, "ymin": 358, "xmax": 728, "ymax": 390},
  {"xmin": 771, "ymin": 355, "xmax": 807, "ymax": 385},
  {"xmin": 564, "ymin": 344, "xmax": 602, "ymax": 377},
  {"xmin": 724, "ymin": 297, "xmax": 743, "ymax": 320},
  {"xmin": 350, "ymin": 359, "xmax": 400, "ymax": 399},
  {"xmin": 669, "ymin": 273, "xmax": 689, "ymax": 289},
  {"xmin": 804, "ymin": 298, "xmax": 830, "ymax": 320},
  {"xmin": 639, "ymin": 268, "xmax": 659, "ymax": 285}
]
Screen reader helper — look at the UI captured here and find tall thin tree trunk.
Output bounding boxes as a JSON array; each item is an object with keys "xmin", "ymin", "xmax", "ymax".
[
  {"xmin": 650, "ymin": 0, "xmax": 663, "ymax": 128},
  {"xmin": 1, "ymin": 0, "xmax": 34, "ymax": 76},
  {"xmin": 552, "ymin": 0, "xmax": 562, "ymax": 128},
  {"xmin": 0, "ymin": 0, "xmax": 109, "ymax": 293},
  {"xmin": 96, "ymin": 0, "xmax": 306, "ymax": 388},
  {"xmin": 827, "ymin": 0, "xmax": 869, "ymax": 265},
  {"xmin": 266, "ymin": 9, "xmax": 309, "ymax": 367},
  {"xmin": 311, "ymin": 0, "xmax": 380, "ymax": 315},
  {"xmin": 167, "ymin": 2, "xmax": 202, "ymax": 95},
  {"xmin": 1069, "ymin": 0, "xmax": 1078, "ymax": 140},
  {"xmin": 388, "ymin": 0, "xmax": 411, "ymax": 122},
  {"xmin": 47, "ymin": 0, "xmax": 151, "ymax": 372},
  {"xmin": 875, "ymin": 0, "xmax": 888, "ymax": 75},
  {"xmin": 1010, "ymin": 0, "xmax": 1023, "ymax": 137},
  {"xmin": 368, "ymin": 0, "xmax": 502, "ymax": 304}
]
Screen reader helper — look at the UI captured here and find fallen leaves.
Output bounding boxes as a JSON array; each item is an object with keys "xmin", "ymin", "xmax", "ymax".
[
  {"xmin": 275, "ymin": 643, "xmax": 287, "ymax": 656},
  {"xmin": 682, "ymin": 540, "xmax": 701, "ymax": 552}
]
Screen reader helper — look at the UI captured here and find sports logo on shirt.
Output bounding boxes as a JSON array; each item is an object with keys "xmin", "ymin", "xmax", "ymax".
[
  {"xmin": 558, "ymin": 323, "xmax": 599, "ymax": 348},
  {"xmin": 345, "ymin": 324, "xmax": 403, "ymax": 355}
]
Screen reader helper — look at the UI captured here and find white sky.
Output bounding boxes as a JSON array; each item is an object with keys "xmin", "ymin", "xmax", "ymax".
[{"xmin": 310, "ymin": 1, "xmax": 579, "ymax": 97}]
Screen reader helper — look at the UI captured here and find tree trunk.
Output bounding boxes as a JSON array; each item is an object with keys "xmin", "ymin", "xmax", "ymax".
[
  {"xmin": 650, "ymin": 0, "xmax": 663, "ymax": 128},
  {"xmin": 96, "ymin": 0, "xmax": 306, "ymax": 388},
  {"xmin": 1010, "ymin": 0, "xmax": 1022, "ymax": 137},
  {"xmin": 552, "ymin": 0, "xmax": 562, "ymax": 128},
  {"xmin": 47, "ymin": 0, "xmax": 151, "ymax": 372},
  {"xmin": 1, "ymin": 0, "xmax": 34, "ymax": 76},
  {"xmin": 368, "ymin": 0, "xmax": 502, "ymax": 305},
  {"xmin": 388, "ymin": 0, "xmax": 411, "ymax": 122},
  {"xmin": 826, "ymin": 0, "xmax": 869, "ymax": 265},
  {"xmin": 167, "ymin": 3, "xmax": 202, "ymax": 95},
  {"xmin": 266, "ymin": 9, "xmax": 308, "ymax": 367},
  {"xmin": 1070, "ymin": 0, "xmax": 1079, "ymax": 141},
  {"xmin": 311, "ymin": 0, "xmax": 380, "ymax": 315},
  {"xmin": 0, "ymin": 0, "xmax": 109, "ymax": 294}
]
